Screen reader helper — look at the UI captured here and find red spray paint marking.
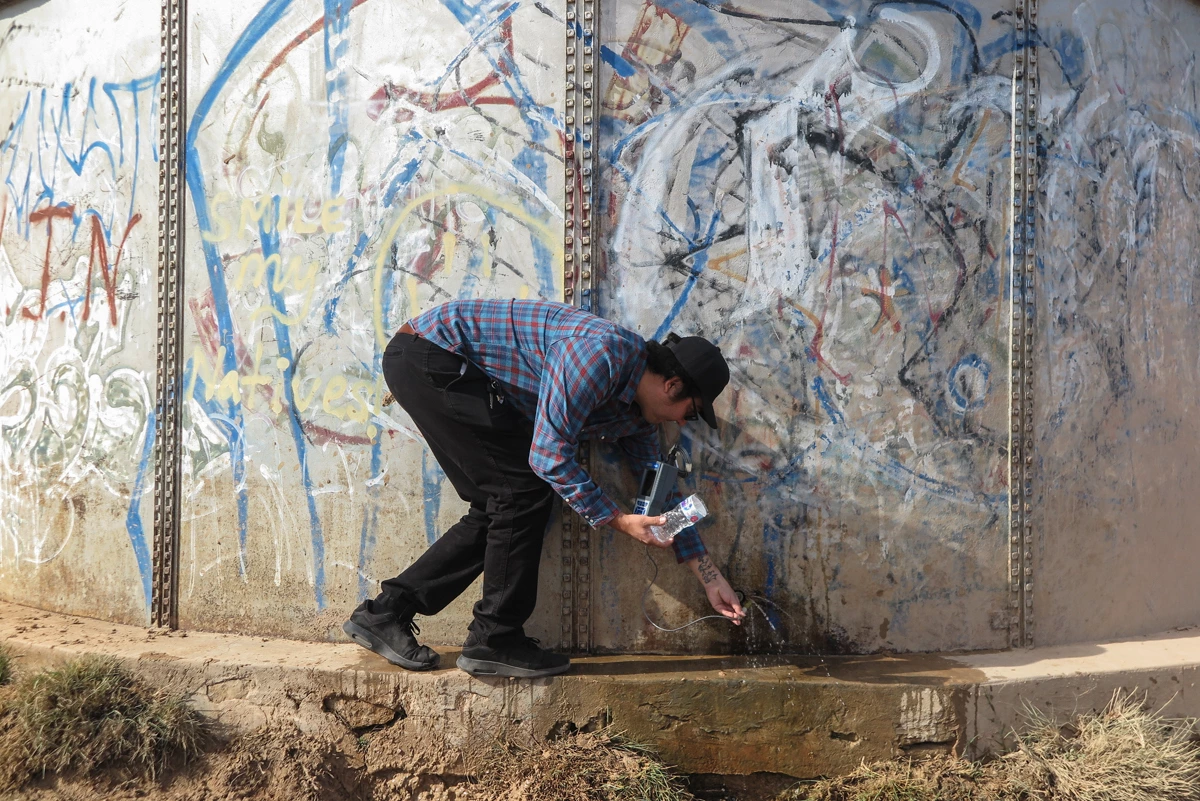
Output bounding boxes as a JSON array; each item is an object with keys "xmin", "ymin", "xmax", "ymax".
[
  {"xmin": 190, "ymin": 291, "xmax": 256, "ymax": 377},
  {"xmin": 807, "ymin": 205, "xmax": 851, "ymax": 385},
  {"xmin": 365, "ymin": 19, "xmax": 518, "ymax": 123},
  {"xmin": 367, "ymin": 77, "xmax": 518, "ymax": 123},
  {"xmin": 111, "ymin": 214, "xmax": 142, "ymax": 284},
  {"xmin": 303, "ymin": 420, "xmax": 373, "ymax": 447},
  {"xmin": 22, "ymin": 205, "xmax": 74, "ymax": 320},
  {"xmin": 82, "ymin": 213, "xmax": 141, "ymax": 326},
  {"xmin": 0, "ymin": 195, "xmax": 7, "ymax": 247},
  {"xmin": 409, "ymin": 203, "xmax": 463, "ymax": 282},
  {"xmin": 874, "ymin": 202, "xmax": 898, "ymax": 334},
  {"xmin": 604, "ymin": 1, "xmax": 689, "ymax": 124},
  {"xmin": 825, "ymin": 76, "xmax": 849, "ymax": 155}
]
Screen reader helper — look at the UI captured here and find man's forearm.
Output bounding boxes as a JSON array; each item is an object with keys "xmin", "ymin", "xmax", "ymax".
[{"xmin": 687, "ymin": 553, "xmax": 722, "ymax": 585}]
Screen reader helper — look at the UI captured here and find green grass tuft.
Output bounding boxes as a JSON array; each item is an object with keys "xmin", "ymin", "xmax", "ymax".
[
  {"xmin": 0, "ymin": 655, "xmax": 206, "ymax": 789},
  {"xmin": 600, "ymin": 734, "xmax": 694, "ymax": 801}
]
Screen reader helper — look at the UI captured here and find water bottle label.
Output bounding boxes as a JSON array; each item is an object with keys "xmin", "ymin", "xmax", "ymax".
[{"xmin": 679, "ymin": 496, "xmax": 699, "ymax": 522}]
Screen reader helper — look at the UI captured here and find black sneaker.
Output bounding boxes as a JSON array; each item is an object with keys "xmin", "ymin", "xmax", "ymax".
[
  {"xmin": 343, "ymin": 602, "xmax": 440, "ymax": 671},
  {"xmin": 456, "ymin": 635, "xmax": 571, "ymax": 678}
]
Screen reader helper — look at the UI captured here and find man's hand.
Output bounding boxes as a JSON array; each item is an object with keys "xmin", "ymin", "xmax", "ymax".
[
  {"xmin": 609, "ymin": 512, "xmax": 672, "ymax": 547},
  {"xmin": 687, "ymin": 554, "xmax": 745, "ymax": 624}
]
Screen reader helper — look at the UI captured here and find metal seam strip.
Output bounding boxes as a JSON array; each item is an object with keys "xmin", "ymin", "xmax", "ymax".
[
  {"xmin": 1009, "ymin": 0, "xmax": 1037, "ymax": 648},
  {"xmin": 153, "ymin": 0, "xmax": 187, "ymax": 630},
  {"xmin": 562, "ymin": 0, "xmax": 598, "ymax": 652}
]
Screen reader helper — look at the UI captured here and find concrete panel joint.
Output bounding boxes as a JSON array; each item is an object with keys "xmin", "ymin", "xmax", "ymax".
[
  {"xmin": 563, "ymin": 0, "xmax": 601, "ymax": 654},
  {"xmin": 1008, "ymin": 0, "xmax": 1039, "ymax": 649},
  {"xmin": 153, "ymin": 0, "xmax": 188, "ymax": 630}
]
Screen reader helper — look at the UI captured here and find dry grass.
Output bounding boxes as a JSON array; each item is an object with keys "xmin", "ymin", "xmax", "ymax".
[
  {"xmin": 0, "ymin": 644, "xmax": 11, "ymax": 686},
  {"xmin": 460, "ymin": 728, "xmax": 695, "ymax": 801},
  {"xmin": 1016, "ymin": 691, "xmax": 1200, "ymax": 801},
  {"xmin": 779, "ymin": 756, "xmax": 1031, "ymax": 801},
  {"xmin": 780, "ymin": 690, "xmax": 1200, "ymax": 801},
  {"xmin": 0, "ymin": 655, "xmax": 206, "ymax": 790}
]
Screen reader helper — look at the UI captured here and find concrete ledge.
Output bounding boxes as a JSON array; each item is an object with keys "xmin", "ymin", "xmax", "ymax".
[{"xmin": 1, "ymin": 601, "xmax": 1198, "ymax": 779}]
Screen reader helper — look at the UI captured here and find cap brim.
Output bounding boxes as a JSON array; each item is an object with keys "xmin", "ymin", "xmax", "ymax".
[{"xmin": 699, "ymin": 399, "xmax": 718, "ymax": 429}]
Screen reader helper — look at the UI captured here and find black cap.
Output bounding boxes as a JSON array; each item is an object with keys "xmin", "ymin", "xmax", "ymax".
[{"xmin": 665, "ymin": 334, "xmax": 729, "ymax": 429}]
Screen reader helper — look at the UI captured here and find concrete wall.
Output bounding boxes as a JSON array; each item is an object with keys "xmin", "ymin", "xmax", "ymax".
[
  {"xmin": 1035, "ymin": 0, "xmax": 1200, "ymax": 644},
  {"xmin": 1, "ymin": 0, "xmax": 1198, "ymax": 655},
  {"xmin": 0, "ymin": 0, "xmax": 160, "ymax": 625}
]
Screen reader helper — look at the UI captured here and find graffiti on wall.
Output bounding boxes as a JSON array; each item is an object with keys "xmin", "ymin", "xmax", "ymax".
[
  {"xmin": 598, "ymin": 0, "xmax": 1017, "ymax": 651},
  {"xmin": 181, "ymin": 0, "xmax": 562, "ymax": 620},
  {"xmin": 0, "ymin": 61, "xmax": 159, "ymax": 610}
]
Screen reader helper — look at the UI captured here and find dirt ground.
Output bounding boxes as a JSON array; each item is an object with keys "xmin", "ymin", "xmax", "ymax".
[{"xmin": 0, "ymin": 721, "xmax": 717, "ymax": 801}]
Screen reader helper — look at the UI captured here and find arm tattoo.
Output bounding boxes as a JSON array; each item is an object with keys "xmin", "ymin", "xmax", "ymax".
[{"xmin": 697, "ymin": 555, "xmax": 720, "ymax": 585}]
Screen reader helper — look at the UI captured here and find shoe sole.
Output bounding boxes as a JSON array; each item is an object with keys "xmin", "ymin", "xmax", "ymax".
[
  {"xmin": 455, "ymin": 654, "xmax": 572, "ymax": 679},
  {"xmin": 342, "ymin": 620, "xmax": 440, "ymax": 671}
]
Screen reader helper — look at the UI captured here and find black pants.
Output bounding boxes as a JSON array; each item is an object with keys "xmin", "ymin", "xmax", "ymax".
[{"xmin": 375, "ymin": 332, "xmax": 554, "ymax": 647}]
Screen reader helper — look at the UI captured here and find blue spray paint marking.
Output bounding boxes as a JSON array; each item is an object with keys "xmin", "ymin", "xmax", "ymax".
[
  {"xmin": 124, "ymin": 410, "xmax": 157, "ymax": 613},
  {"xmin": 322, "ymin": 231, "xmax": 370, "ymax": 335},
  {"xmin": 516, "ymin": 147, "xmax": 556, "ymax": 295},
  {"xmin": 104, "ymin": 75, "xmax": 160, "ymax": 222},
  {"xmin": 355, "ymin": 502, "xmax": 376, "ymax": 602},
  {"xmin": 46, "ymin": 279, "xmax": 85, "ymax": 322},
  {"xmin": 0, "ymin": 95, "xmax": 34, "ymax": 234},
  {"xmin": 651, "ymin": 210, "xmax": 722, "ymax": 340},
  {"xmin": 0, "ymin": 73, "xmax": 157, "ymax": 238},
  {"xmin": 459, "ymin": 237, "xmax": 483, "ymax": 297},
  {"xmin": 948, "ymin": 354, "xmax": 991, "ymax": 412},
  {"xmin": 382, "ymin": 151, "xmax": 422, "ymax": 206},
  {"xmin": 812, "ymin": 376, "xmax": 845, "ymax": 425},
  {"xmin": 1047, "ymin": 29, "xmax": 1088, "ymax": 85},
  {"xmin": 185, "ymin": 0, "xmax": 293, "ymax": 579},
  {"xmin": 600, "ymin": 45, "xmax": 635, "ymax": 78},
  {"xmin": 759, "ymin": 516, "xmax": 787, "ymax": 629},
  {"xmin": 52, "ymin": 80, "xmax": 117, "ymax": 179},
  {"xmin": 324, "ymin": 0, "xmax": 352, "ymax": 194},
  {"xmin": 422, "ymin": 450, "xmax": 445, "ymax": 545},
  {"xmin": 429, "ymin": 1, "xmax": 521, "ymax": 97},
  {"xmin": 889, "ymin": 255, "xmax": 919, "ymax": 299},
  {"xmin": 979, "ymin": 30, "xmax": 1018, "ymax": 67},
  {"xmin": 261, "ymin": 216, "xmax": 327, "ymax": 609}
]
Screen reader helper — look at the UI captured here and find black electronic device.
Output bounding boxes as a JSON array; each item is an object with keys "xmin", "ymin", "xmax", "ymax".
[{"xmin": 633, "ymin": 444, "xmax": 691, "ymax": 516}]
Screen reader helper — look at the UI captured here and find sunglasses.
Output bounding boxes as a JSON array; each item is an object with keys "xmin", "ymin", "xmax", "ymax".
[{"xmin": 683, "ymin": 397, "xmax": 701, "ymax": 422}]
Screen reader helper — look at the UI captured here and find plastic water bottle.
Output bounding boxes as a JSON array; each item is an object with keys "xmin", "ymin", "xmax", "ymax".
[{"xmin": 650, "ymin": 495, "xmax": 708, "ymax": 544}]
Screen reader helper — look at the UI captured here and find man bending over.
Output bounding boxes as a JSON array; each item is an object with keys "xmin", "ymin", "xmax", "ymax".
[{"xmin": 344, "ymin": 298, "xmax": 744, "ymax": 678}]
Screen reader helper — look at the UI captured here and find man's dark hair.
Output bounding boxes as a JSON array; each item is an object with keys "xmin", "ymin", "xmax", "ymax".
[{"xmin": 646, "ymin": 339, "xmax": 699, "ymax": 400}]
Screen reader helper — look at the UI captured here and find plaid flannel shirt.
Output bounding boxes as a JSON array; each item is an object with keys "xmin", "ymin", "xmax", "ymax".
[{"xmin": 410, "ymin": 299, "xmax": 706, "ymax": 563}]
